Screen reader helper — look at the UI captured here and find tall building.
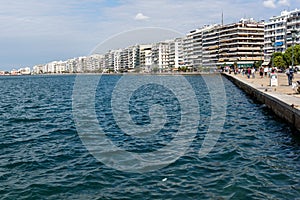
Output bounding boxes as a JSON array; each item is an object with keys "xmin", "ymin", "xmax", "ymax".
[
  {"xmin": 183, "ymin": 33, "xmax": 194, "ymax": 68},
  {"xmin": 113, "ymin": 49, "xmax": 122, "ymax": 72},
  {"xmin": 192, "ymin": 28, "xmax": 204, "ymax": 68},
  {"xmin": 286, "ymin": 9, "xmax": 300, "ymax": 48},
  {"xmin": 152, "ymin": 42, "xmax": 170, "ymax": 72},
  {"xmin": 139, "ymin": 44, "xmax": 152, "ymax": 72},
  {"xmin": 201, "ymin": 24, "xmax": 221, "ymax": 68},
  {"xmin": 184, "ymin": 19, "xmax": 264, "ymax": 68},
  {"xmin": 264, "ymin": 9, "xmax": 300, "ymax": 64},
  {"xmin": 169, "ymin": 38, "xmax": 184, "ymax": 70},
  {"xmin": 218, "ymin": 18, "xmax": 264, "ymax": 67},
  {"xmin": 121, "ymin": 45, "xmax": 140, "ymax": 70}
]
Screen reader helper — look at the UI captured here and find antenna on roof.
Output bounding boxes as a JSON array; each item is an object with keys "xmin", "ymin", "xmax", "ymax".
[{"xmin": 221, "ymin": 10, "xmax": 224, "ymax": 26}]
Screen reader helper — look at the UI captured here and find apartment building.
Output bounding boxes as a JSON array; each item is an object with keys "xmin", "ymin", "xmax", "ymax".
[
  {"xmin": 139, "ymin": 44, "xmax": 152, "ymax": 72},
  {"xmin": 121, "ymin": 45, "xmax": 140, "ymax": 70},
  {"xmin": 169, "ymin": 38, "xmax": 184, "ymax": 69},
  {"xmin": 264, "ymin": 9, "xmax": 300, "ymax": 63},
  {"xmin": 183, "ymin": 33, "xmax": 194, "ymax": 68},
  {"xmin": 286, "ymin": 9, "xmax": 300, "ymax": 48},
  {"xmin": 202, "ymin": 24, "xmax": 221, "ymax": 68},
  {"xmin": 218, "ymin": 18, "xmax": 264, "ymax": 67},
  {"xmin": 152, "ymin": 42, "xmax": 170, "ymax": 72},
  {"xmin": 113, "ymin": 49, "xmax": 122, "ymax": 72},
  {"xmin": 264, "ymin": 11, "xmax": 290, "ymax": 62}
]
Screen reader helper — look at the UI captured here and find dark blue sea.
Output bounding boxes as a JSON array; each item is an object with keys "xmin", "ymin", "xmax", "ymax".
[{"xmin": 1, "ymin": 74, "xmax": 300, "ymax": 199}]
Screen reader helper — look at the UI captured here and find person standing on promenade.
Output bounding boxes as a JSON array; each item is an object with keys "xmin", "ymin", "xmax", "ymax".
[
  {"xmin": 264, "ymin": 66, "xmax": 269, "ymax": 77},
  {"xmin": 251, "ymin": 67, "xmax": 255, "ymax": 78},
  {"xmin": 247, "ymin": 67, "xmax": 251, "ymax": 79},
  {"xmin": 260, "ymin": 67, "xmax": 264, "ymax": 78},
  {"xmin": 286, "ymin": 67, "xmax": 294, "ymax": 86}
]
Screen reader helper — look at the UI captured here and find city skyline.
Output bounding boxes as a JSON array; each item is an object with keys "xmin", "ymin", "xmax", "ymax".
[{"xmin": 0, "ymin": 0, "xmax": 300, "ymax": 70}]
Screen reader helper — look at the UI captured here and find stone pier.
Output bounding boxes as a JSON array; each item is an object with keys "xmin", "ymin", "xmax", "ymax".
[{"xmin": 222, "ymin": 72, "xmax": 300, "ymax": 131}]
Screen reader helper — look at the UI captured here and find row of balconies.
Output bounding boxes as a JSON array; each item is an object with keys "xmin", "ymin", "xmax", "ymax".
[
  {"xmin": 219, "ymin": 38, "xmax": 264, "ymax": 43},
  {"xmin": 218, "ymin": 56, "xmax": 263, "ymax": 62},
  {"xmin": 219, "ymin": 51, "xmax": 263, "ymax": 56},
  {"xmin": 219, "ymin": 47, "xmax": 263, "ymax": 52},
  {"xmin": 219, "ymin": 32, "xmax": 264, "ymax": 39}
]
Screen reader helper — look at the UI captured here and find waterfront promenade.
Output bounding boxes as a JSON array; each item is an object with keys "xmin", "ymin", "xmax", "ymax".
[
  {"xmin": 230, "ymin": 72, "xmax": 300, "ymax": 96},
  {"xmin": 223, "ymin": 72, "xmax": 300, "ymax": 131}
]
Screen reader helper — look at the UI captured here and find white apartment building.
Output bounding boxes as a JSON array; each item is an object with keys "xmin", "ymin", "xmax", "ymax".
[
  {"xmin": 113, "ymin": 49, "xmax": 122, "ymax": 72},
  {"xmin": 169, "ymin": 38, "xmax": 184, "ymax": 69},
  {"xmin": 264, "ymin": 9, "xmax": 300, "ymax": 63},
  {"xmin": 218, "ymin": 18, "xmax": 264, "ymax": 67},
  {"xmin": 286, "ymin": 9, "xmax": 300, "ymax": 47},
  {"xmin": 104, "ymin": 51, "xmax": 115, "ymax": 71},
  {"xmin": 183, "ymin": 33, "xmax": 194, "ymax": 68},
  {"xmin": 65, "ymin": 58, "xmax": 77, "ymax": 73},
  {"xmin": 152, "ymin": 42, "xmax": 170, "ymax": 72},
  {"xmin": 33, "ymin": 65, "xmax": 44, "ymax": 74},
  {"xmin": 192, "ymin": 28, "xmax": 204, "ymax": 69},
  {"xmin": 18, "ymin": 67, "xmax": 31, "ymax": 75},
  {"xmin": 121, "ymin": 45, "xmax": 140, "ymax": 70},
  {"xmin": 202, "ymin": 24, "xmax": 221, "ymax": 68},
  {"xmin": 75, "ymin": 57, "xmax": 87, "ymax": 72},
  {"xmin": 139, "ymin": 44, "xmax": 152, "ymax": 72}
]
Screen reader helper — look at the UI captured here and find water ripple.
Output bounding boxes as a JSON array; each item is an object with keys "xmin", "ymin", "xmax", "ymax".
[{"xmin": 1, "ymin": 75, "xmax": 300, "ymax": 199}]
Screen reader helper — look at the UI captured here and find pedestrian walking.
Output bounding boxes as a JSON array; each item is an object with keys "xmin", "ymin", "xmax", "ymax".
[
  {"xmin": 251, "ymin": 67, "xmax": 255, "ymax": 78},
  {"xmin": 247, "ymin": 67, "xmax": 251, "ymax": 79},
  {"xmin": 286, "ymin": 67, "xmax": 294, "ymax": 86},
  {"xmin": 260, "ymin": 67, "xmax": 264, "ymax": 78}
]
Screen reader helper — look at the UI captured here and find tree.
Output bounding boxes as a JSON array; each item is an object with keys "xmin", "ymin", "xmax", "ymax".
[
  {"xmin": 274, "ymin": 55, "xmax": 286, "ymax": 68},
  {"xmin": 152, "ymin": 66, "xmax": 159, "ymax": 73},
  {"xmin": 283, "ymin": 44, "xmax": 300, "ymax": 67},
  {"xmin": 233, "ymin": 61, "xmax": 238, "ymax": 69},
  {"xmin": 253, "ymin": 61, "xmax": 262, "ymax": 69},
  {"xmin": 269, "ymin": 52, "xmax": 288, "ymax": 69}
]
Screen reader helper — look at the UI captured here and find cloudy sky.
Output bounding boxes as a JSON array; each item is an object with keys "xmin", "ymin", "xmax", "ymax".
[{"xmin": 0, "ymin": 0, "xmax": 299, "ymax": 70}]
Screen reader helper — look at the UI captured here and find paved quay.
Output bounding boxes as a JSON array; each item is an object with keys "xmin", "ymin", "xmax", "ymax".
[{"xmin": 222, "ymin": 72, "xmax": 300, "ymax": 131}]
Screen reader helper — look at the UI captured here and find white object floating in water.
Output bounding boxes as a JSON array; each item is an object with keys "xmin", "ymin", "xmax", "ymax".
[{"xmin": 162, "ymin": 178, "xmax": 167, "ymax": 182}]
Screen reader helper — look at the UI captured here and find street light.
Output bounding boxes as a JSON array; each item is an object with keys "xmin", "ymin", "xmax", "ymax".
[
  {"xmin": 260, "ymin": 45, "xmax": 263, "ymax": 68},
  {"xmin": 271, "ymin": 37, "xmax": 275, "ymax": 69},
  {"xmin": 291, "ymin": 29, "xmax": 297, "ymax": 70}
]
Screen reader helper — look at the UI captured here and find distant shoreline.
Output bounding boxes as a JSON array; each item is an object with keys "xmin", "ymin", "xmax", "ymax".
[
  {"xmin": 34, "ymin": 72, "xmax": 219, "ymax": 76},
  {"xmin": 0, "ymin": 71, "xmax": 223, "ymax": 77}
]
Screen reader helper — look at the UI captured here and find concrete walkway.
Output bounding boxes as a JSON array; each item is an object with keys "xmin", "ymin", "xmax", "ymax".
[
  {"xmin": 223, "ymin": 72, "xmax": 300, "ymax": 131},
  {"xmin": 226, "ymin": 72, "xmax": 300, "ymax": 110}
]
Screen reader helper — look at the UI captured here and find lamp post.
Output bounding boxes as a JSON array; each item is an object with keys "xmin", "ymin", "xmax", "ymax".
[
  {"xmin": 271, "ymin": 37, "xmax": 275, "ymax": 70},
  {"xmin": 291, "ymin": 29, "xmax": 297, "ymax": 70},
  {"xmin": 260, "ymin": 45, "xmax": 263, "ymax": 68}
]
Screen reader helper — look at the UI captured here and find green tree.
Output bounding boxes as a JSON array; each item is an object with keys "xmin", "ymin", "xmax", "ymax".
[
  {"xmin": 274, "ymin": 55, "xmax": 286, "ymax": 68},
  {"xmin": 233, "ymin": 61, "xmax": 238, "ymax": 69},
  {"xmin": 270, "ymin": 52, "xmax": 287, "ymax": 69},
  {"xmin": 253, "ymin": 61, "xmax": 262, "ymax": 69},
  {"xmin": 283, "ymin": 44, "xmax": 300, "ymax": 67},
  {"xmin": 152, "ymin": 66, "xmax": 159, "ymax": 73}
]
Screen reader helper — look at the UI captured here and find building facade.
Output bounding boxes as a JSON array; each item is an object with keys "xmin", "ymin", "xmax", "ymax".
[
  {"xmin": 218, "ymin": 18, "xmax": 264, "ymax": 67},
  {"xmin": 152, "ymin": 42, "xmax": 170, "ymax": 72},
  {"xmin": 169, "ymin": 38, "xmax": 184, "ymax": 70},
  {"xmin": 264, "ymin": 9, "xmax": 300, "ymax": 64}
]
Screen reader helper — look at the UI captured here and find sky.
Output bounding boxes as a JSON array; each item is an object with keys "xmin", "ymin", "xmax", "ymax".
[{"xmin": 0, "ymin": 0, "xmax": 299, "ymax": 70}]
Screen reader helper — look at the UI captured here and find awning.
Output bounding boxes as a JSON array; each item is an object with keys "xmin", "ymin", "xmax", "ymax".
[{"xmin": 262, "ymin": 61, "xmax": 270, "ymax": 66}]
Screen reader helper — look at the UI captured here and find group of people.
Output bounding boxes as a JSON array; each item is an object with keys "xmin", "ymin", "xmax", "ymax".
[
  {"xmin": 231, "ymin": 66, "xmax": 277, "ymax": 79},
  {"xmin": 224, "ymin": 65, "xmax": 296, "ymax": 86}
]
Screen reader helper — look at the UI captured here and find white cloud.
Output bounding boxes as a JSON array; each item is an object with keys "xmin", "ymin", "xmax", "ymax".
[
  {"xmin": 278, "ymin": 0, "xmax": 290, "ymax": 6},
  {"xmin": 0, "ymin": 0, "xmax": 299, "ymax": 70},
  {"xmin": 263, "ymin": 0, "xmax": 290, "ymax": 8},
  {"xmin": 263, "ymin": 0, "xmax": 276, "ymax": 8},
  {"xmin": 134, "ymin": 13, "xmax": 149, "ymax": 20}
]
